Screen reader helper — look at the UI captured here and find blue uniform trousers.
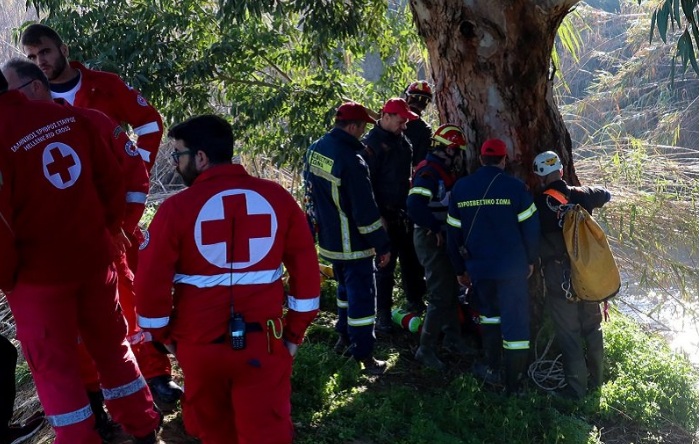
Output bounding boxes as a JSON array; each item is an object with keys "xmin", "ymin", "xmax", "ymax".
[
  {"xmin": 474, "ymin": 277, "xmax": 530, "ymax": 366},
  {"xmin": 333, "ymin": 258, "xmax": 377, "ymax": 359}
]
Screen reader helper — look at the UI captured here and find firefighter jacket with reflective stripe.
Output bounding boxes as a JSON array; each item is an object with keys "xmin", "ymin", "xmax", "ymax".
[
  {"xmin": 361, "ymin": 124, "xmax": 413, "ymax": 215},
  {"xmin": 404, "ymin": 116, "xmax": 432, "ymax": 167},
  {"xmin": 535, "ymin": 179, "xmax": 610, "ymax": 262},
  {"xmin": 135, "ymin": 164, "xmax": 320, "ymax": 345},
  {"xmin": 56, "ymin": 100, "xmax": 149, "ymax": 236},
  {"xmin": 56, "ymin": 61, "xmax": 163, "ymax": 172},
  {"xmin": 0, "ymin": 91, "xmax": 125, "ymax": 287},
  {"xmin": 407, "ymin": 154, "xmax": 456, "ymax": 233},
  {"xmin": 305, "ymin": 127, "xmax": 390, "ymax": 262},
  {"xmin": 446, "ymin": 165, "xmax": 540, "ymax": 280}
]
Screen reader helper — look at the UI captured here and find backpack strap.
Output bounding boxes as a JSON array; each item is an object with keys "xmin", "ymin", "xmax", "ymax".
[
  {"xmin": 413, "ymin": 159, "xmax": 455, "ymax": 188},
  {"xmin": 543, "ymin": 189, "xmax": 569, "ymax": 205}
]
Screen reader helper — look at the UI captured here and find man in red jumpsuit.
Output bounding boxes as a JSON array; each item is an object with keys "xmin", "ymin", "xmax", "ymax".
[
  {"xmin": 135, "ymin": 115, "xmax": 320, "ymax": 444},
  {"xmin": 0, "ymin": 71, "xmax": 161, "ymax": 444},
  {"xmin": 20, "ymin": 23, "xmax": 183, "ymax": 407}
]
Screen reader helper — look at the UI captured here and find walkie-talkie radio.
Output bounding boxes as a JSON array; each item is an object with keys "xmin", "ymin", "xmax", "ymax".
[
  {"xmin": 228, "ymin": 213, "xmax": 246, "ymax": 350},
  {"xmin": 229, "ymin": 312, "xmax": 246, "ymax": 350}
]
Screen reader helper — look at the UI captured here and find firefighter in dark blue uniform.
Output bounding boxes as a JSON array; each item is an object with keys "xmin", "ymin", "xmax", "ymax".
[
  {"xmin": 304, "ymin": 102, "xmax": 391, "ymax": 375},
  {"xmin": 407, "ymin": 124, "xmax": 477, "ymax": 370},
  {"xmin": 446, "ymin": 139, "xmax": 540, "ymax": 394},
  {"xmin": 362, "ymin": 98, "xmax": 427, "ymax": 330},
  {"xmin": 533, "ymin": 151, "xmax": 610, "ymax": 399},
  {"xmin": 402, "ymin": 81, "xmax": 433, "ymax": 168}
]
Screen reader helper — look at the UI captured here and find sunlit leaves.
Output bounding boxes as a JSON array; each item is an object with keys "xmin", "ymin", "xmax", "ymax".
[{"xmin": 643, "ymin": 0, "xmax": 699, "ymax": 75}]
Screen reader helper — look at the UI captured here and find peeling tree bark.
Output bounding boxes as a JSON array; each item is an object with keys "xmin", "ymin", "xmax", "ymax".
[{"xmin": 410, "ymin": 0, "xmax": 581, "ymax": 186}]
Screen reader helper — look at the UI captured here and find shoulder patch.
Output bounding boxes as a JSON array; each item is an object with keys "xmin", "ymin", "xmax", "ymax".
[
  {"xmin": 136, "ymin": 95, "xmax": 148, "ymax": 107},
  {"xmin": 124, "ymin": 140, "xmax": 139, "ymax": 157},
  {"xmin": 139, "ymin": 229, "xmax": 150, "ymax": 250}
]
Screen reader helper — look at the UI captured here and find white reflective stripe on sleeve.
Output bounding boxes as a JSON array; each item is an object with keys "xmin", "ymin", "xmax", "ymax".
[
  {"xmin": 337, "ymin": 299, "xmax": 349, "ymax": 309},
  {"xmin": 133, "ymin": 121, "xmax": 160, "ymax": 136},
  {"xmin": 446, "ymin": 214, "xmax": 462, "ymax": 228},
  {"xmin": 137, "ymin": 147, "xmax": 151, "ymax": 162},
  {"xmin": 137, "ymin": 314, "xmax": 170, "ymax": 328},
  {"xmin": 287, "ymin": 295, "xmax": 320, "ymax": 312},
  {"xmin": 357, "ymin": 219, "xmax": 382, "ymax": 234},
  {"xmin": 173, "ymin": 266, "xmax": 284, "ymax": 288},
  {"xmin": 126, "ymin": 191, "xmax": 148, "ymax": 204},
  {"xmin": 518, "ymin": 203, "xmax": 537, "ymax": 222},
  {"xmin": 102, "ymin": 375, "xmax": 147, "ymax": 400},
  {"xmin": 409, "ymin": 187, "xmax": 433, "ymax": 198},
  {"xmin": 47, "ymin": 404, "xmax": 92, "ymax": 427}
]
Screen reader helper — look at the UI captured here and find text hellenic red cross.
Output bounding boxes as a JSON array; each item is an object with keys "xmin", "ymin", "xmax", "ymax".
[
  {"xmin": 46, "ymin": 148, "xmax": 76, "ymax": 183},
  {"xmin": 201, "ymin": 194, "xmax": 272, "ymax": 263}
]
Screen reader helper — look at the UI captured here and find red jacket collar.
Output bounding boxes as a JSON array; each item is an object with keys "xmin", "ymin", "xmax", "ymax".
[
  {"xmin": 0, "ymin": 89, "xmax": 28, "ymax": 105},
  {"xmin": 192, "ymin": 163, "xmax": 248, "ymax": 185}
]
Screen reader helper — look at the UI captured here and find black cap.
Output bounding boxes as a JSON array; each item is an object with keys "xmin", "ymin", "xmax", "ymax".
[{"xmin": 0, "ymin": 70, "xmax": 7, "ymax": 93}]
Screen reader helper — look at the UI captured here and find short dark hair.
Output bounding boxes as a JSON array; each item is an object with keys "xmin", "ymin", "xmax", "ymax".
[
  {"xmin": 480, "ymin": 155, "xmax": 505, "ymax": 166},
  {"xmin": 167, "ymin": 115, "xmax": 234, "ymax": 164},
  {"xmin": 334, "ymin": 120, "xmax": 364, "ymax": 129},
  {"xmin": 20, "ymin": 23, "xmax": 64, "ymax": 47},
  {"xmin": 3, "ymin": 58, "xmax": 50, "ymax": 91}
]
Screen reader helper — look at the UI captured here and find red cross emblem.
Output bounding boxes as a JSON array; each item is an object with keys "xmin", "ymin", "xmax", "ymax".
[
  {"xmin": 42, "ymin": 142, "xmax": 81, "ymax": 189},
  {"xmin": 195, "ymin": 190, "xmax": 277, "ymax": 269}
]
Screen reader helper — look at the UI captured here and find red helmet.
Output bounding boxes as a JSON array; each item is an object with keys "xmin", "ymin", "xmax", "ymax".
[
  {"xmin": 405, "ymin": 81, "xmax": 433, "ymax": 99},
  {"xmin": 432, "ymin": 124, "xmax": 467, "ymax": 150}
]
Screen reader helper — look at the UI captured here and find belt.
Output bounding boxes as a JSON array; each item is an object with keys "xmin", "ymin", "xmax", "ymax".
[{"xmin": 212, "ymin": 322, "xmax": 263, "ymax": 344}]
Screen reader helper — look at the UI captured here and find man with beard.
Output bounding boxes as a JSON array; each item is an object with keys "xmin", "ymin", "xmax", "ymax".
[
  {"xmin": 135, "ymin": 115, "xmax": 320, "ymax": 444},
  {"xmin": 20, "ymin": 23, "xmax": 183, "ymax": 409}
]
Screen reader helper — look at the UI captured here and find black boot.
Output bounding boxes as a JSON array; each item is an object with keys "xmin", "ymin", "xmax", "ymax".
[
  {"xmin": 147, "ymin": 375, "xmax": 183, "ymax": 404},
  {"xmin": 480, "ymin": 324, "xmax": 502, "ymax": 370},
  {"xmin": 415, "ymin": 304, "xmax": 445, "ymax": 370},
  {"xmin": 504, "ymin": 349, "xmax": 530, "ymax": 395},
  {"xmin": 358, "ymin": 356, "xmax": 387, "ymax": 375},
  {"xmin": 375, "ymin": 310, "xmax": 393, "ymax": 334},
  {"xmin": 87, "ymin": 390, "xmax": 120, "ymax": 443}
]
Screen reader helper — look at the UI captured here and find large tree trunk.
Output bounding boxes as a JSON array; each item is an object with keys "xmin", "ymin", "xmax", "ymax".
[{"xmin": 410, "ymin": 0, "xmax": 580, "ymax": 186}]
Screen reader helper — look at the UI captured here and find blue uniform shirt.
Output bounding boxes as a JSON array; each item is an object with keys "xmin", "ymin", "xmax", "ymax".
[
  {"xmin": 446, "ymin": 165, "xmax": 539, "ymax": 279},
  {"xmin": 305, "ymin": 127, "xmax": 390, "ymax": 261}
]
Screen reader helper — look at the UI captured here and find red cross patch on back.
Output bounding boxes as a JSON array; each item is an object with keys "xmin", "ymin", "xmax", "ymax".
[
  {"xmin": 194, "ymin": 189, "xmax": 278, "ymax": 269},
  {"xmin": 42, "ymin": 142, "xmax": 82, "ymax": 189}
]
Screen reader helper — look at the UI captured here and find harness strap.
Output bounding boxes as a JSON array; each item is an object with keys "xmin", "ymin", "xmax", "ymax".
[
  {"xmin": 543, "ymin": 189, "xmax": 568, "ymax": 205},
  {"xmin": 413, "ymin": 159, "xmax": 455, "ymax": 188}
]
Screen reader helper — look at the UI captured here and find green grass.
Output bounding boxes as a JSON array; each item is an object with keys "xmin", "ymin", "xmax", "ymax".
[{"xmin": 290, "ymin": 308, "xmax": 698, "ymax": 444}]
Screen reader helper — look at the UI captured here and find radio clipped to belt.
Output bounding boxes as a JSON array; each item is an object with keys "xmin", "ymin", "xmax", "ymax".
[
  {"xmin": 229, "ymin": 312, "xmax": 246, "ymax": 350},
  {"xmin": 228, "ymin": 216, "xmax": 247, "ymax": 350}
]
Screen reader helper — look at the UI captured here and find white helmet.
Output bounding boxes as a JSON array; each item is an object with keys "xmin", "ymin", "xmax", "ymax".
[{"xmin": 533, "ymin": 151, "xmax": 562, "ymax": 176}]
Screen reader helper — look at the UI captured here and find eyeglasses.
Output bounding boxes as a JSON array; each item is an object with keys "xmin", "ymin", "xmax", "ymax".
[
  {"xmin": 170, "ymin": 150, "xmax": 193, "ymax": 163},
  {"xmin": 15, "ymin": 78, "xmax": 36, "ymax": 90}
]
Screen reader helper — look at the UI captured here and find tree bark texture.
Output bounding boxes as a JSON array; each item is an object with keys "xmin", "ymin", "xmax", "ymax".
[{"xmin": 410, "ymin": 0, "xmax": 581, "ymax": 186}]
